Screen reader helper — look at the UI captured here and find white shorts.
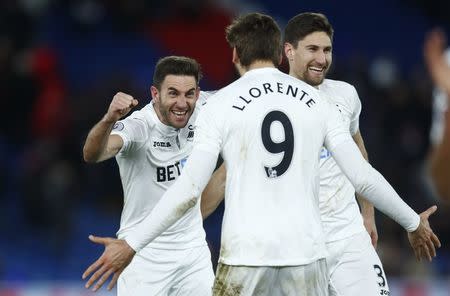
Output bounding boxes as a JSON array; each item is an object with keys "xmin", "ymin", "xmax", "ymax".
[
  {"xmin": 118, "ymin": 245, "xmax": 214, "ymax": 296},
  {"xmin": 212, "ymin": 259, "xmax": 329, "ymax": 296},
  {"xmin": 327, "ymin": 231, "xmax": 390, "ymax": 296}
]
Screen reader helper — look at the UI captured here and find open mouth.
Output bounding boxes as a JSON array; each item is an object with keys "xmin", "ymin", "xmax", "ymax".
[
  {"xmin": 308, "ymin": 66, "xmax": 325, "ymax": 74},
  {"xmin": 171, "ymin": 110, "xmax": 188, "ymax": 119}
]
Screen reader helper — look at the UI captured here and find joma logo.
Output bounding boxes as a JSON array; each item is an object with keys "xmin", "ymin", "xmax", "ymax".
[{"xmin": 153, "ymin": 141, "xmax": 171, "ymax": 148}]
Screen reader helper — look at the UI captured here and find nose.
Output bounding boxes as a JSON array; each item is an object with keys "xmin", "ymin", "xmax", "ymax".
[
  {"xmin": 176, "ymin": 96, "xmax": 188, "ymax": 109},
  {"xmin": 315, "ymin": 51, "xmax": 327, "ymax": 65}
]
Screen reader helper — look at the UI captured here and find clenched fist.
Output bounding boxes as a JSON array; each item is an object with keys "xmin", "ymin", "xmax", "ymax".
[{"xmin": 104, "ymin": 92, "xmax": 139, "ymax": 123}]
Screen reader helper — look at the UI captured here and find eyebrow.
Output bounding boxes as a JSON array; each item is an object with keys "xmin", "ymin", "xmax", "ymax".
[
  {"xmin": 167, "ymin": 87, "xmax": 196, "ymax": 93},
  {"xmin": 306, "ymin": 44, "xmax": 332, "ymax": 50}
]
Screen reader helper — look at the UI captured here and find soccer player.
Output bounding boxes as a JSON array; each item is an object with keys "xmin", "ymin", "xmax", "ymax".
[
  {"xmin": 200, "ymin": 12, "xmax": 441, "ymax": 295},
  {"xmin": 81, "ymin": 56, "xmax": 214, "ymax": 295},
  {"xmin": 424, "ymin": 28, "xmax": 450, "ymax": 201},
  {"xmin": 283, "ymin": 12, "xmax": 387, "ymax": 295},
  {"xmin": 84, "ymin": 13, "xmax": 440, "ymax": 295}
]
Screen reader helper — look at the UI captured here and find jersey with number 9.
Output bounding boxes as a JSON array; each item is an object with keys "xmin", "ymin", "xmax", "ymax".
[{"xmin": 194, "ymin": 68, "xmax": 351, "ymax": 266}]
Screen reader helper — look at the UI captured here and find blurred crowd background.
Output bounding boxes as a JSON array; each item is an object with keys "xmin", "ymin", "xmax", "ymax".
[{"xmin": 1, "ymin": 0, "xmax": 450, "ymax": 294}]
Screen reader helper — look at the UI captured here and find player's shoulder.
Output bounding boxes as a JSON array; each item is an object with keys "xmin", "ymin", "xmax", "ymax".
[
  {"xmin": 197, "ymin": 90, "xmax": 217, "ymax": 105},
  {"xmin": 125, "ymin": 103, "xmax": 156, "ymax": 129},
  {"xmin": 321, "ymin": 79, "xmax": 356, "ymax": 95},
  {"xmin": 320, "ymin": 79, "xmax": 360, "ymax": 109},
  {"xmin": 202, "ymin": 84, "xmax": 234, "ymax": 106},
  {"xmin": 193, "ymin": 88, "xmax": 229, "ymax": 123},
  {"xmin": 198, "ymin": 90, "xmax": 218, "ymax": 105}
]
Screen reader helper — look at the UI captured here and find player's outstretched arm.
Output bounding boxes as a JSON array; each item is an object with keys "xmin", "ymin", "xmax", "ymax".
[
  {"xmin": 82, "ymin": 235, "xmax": 135, "ymax": 292},
  {"xmin": 201, "ymin": 163, "xmax": 226, "ymax": 219},
  {"xmin": 329, "ymin": 139, "xmax": 441, "ymax": 261},
  {"xmin": 407, "ymin": 206, "xmax": 441, "ymax": 262},
  {"xmin": 83, "ymin": 92, "xmax": 138, "ymax": 163}
]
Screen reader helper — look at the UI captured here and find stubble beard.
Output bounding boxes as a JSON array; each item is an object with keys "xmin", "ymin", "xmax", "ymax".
[{"xmin": 303, "ymin": 69, "xmax": 327, "ymax": 87}]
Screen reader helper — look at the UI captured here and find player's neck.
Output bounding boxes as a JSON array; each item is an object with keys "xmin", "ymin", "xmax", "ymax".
[{"xmin": 242, "ymin": 60, "xmax": 276, "ymax": 74}]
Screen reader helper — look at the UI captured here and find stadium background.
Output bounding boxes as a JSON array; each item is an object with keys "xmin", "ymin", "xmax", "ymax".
[{"xmin": 1, "ymin": 0, "xmax": 450, "ymax": 295}]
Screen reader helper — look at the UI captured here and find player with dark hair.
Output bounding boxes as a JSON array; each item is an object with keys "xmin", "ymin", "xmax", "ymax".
[
  {"xmin": 83, "ymin": 13, "xmax": 440, "ymax": 296},
  {"xmin": 82, "ymin": 56, "xmax": 214, "ymax": 295},
  {"xmin": 283, "ymin": 12, "xmax": 387, "ymax": 295}
]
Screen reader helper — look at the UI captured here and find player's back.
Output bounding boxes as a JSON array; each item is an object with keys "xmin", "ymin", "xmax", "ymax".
[{"xmin": 200, "ymin": 68, "xmax": 345, "ymax": 266}]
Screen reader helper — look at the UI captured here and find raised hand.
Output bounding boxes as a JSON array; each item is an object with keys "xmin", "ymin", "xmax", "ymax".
[
  {"xmin": 407, "ymin": 205, "xmax": 441, "ymax": 262},
  {"xmin": 82, "ymin": 235, "xmax": 136, "ymax": 292},
  {"xmin": 104, "ymin": 92, "xmax": 139, "ymax": 123}
]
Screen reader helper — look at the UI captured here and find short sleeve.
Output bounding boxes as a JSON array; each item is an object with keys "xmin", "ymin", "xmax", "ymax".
[
  {"xmin": 198, "ymin": 90, "xmax": 218, "ymax": 106},
  {"xmin": 111, "ymin": 111, "xmax": 149, "ymax": 155},
  {"xmin": 349, "ymin": 85, "xmax": 362, "ymax": 135},
  {"xmin": 193, "ymin": 97, "xmax": 223, "ymax": 156},
  {"xmin": 324, "ymin": 102, "xmax": 353, "ymax": 151}
]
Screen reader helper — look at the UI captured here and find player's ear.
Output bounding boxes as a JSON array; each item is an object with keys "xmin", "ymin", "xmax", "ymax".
[
  {"xmin": 151, "ymin": 85, "xmax": 160, "ymax": 102},
  {"xmin": 232, "ymin": 47, "xmax": 239, "ymax": 64},
  {"xmin": 284, "ymin": 42, "xmax": 293, "ymax": 61}
]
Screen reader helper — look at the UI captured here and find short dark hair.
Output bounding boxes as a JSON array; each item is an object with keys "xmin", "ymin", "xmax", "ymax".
[
  {"xmin": 226, "ymin": 12, "xmax": 282, "ymax": 67},
  {"xmin": 284, "ymin": 12, "xmax": 334, "ymax": 48},
  {"xmin": 153, "ymin": 56, "xmax": 202, "ymax": 90}
]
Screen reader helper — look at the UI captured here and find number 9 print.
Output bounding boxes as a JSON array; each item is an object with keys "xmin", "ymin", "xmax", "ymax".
[{"xmin": 261, "ymin": 110, "xmax": 294, "ymax": 178}]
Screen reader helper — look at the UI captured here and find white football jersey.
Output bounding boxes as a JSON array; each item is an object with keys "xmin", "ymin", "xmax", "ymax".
[
  {"xmin": 317, "ymin": 79, "xmax": 366, "ymax": 242},
  {"xmin": 430, "ymin": 49, "xmax": 450, "ymax": 146},
  {"xmin": 110, "ymin": 92, "xmax": 210, "ymax": 252},
  {"xmin": 194, "ymin": 68, "xmax": 351, "ymax": 266}
]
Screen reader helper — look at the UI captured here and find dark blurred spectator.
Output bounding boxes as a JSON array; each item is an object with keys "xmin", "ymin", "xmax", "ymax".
[
  {"xmin": 21, "ymin": 140, "xmax": 77, "ymax": 252},
  {"xmin": 0, "ymin": 3, "xmax": 37, "ymax": 146},
  {"xmin": 144, "ymin": 0, "xmax": 235, "ymax": 89},
  {"xmin": 29, "ymin": 47, "xmax": 71, "ymax": 141}
]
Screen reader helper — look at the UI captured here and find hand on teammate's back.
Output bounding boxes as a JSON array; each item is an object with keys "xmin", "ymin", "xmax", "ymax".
[
  {"xmin": 407, "ymin": 205, "xmax": 441, "ymax": 262},
  {"xmin": 82, "ymin": 235, "xmax": 136, "ymax": 292}
]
